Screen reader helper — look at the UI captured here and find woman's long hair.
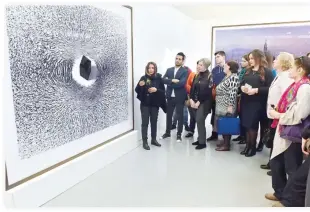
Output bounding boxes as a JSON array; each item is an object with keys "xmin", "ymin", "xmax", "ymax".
[
  {"xmin": 245, "ymin": 49, "xmax": 268, "ymax": 81},
  {"xmin": 145, "ymin": 62, "xmax": 157, "ymax": 76},
  {"xmin": 242, "ymin": 53, "xmax": 250, "ymax": 69}
]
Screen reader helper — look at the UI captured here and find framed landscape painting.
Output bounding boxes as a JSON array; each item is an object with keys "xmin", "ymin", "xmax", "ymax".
[{"xmin": 211, "ymin": 21, "xmax": 310, "ymax": 67}]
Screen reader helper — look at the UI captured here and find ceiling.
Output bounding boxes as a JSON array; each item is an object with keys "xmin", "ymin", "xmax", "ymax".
[{"xmin": 172, "ymin": 3, "xmax": 309, "ymax": 20}]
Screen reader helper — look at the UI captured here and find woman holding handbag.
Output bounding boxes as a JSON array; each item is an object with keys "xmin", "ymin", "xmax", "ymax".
[
  {"xmin": 214, "ymin": 61, "xmax": 240, "ymax": 151},
  {"xmin": 260, "ymin": 52, "xmax": 294, "ymax": 171},
  {"xmin": 265, "ymin": 56, "xmax": 310, "ymax": 202}
]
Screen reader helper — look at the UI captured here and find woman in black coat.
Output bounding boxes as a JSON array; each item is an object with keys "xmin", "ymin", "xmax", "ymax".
[
  {"xmin": 239, "ymin": 49, "xmax": 274, "ymax": 157},
  {"xmin": 135, "ymin": 62, "xmax": 166, "ymax": 150},
  {"xmin": 189, "ymin": 58, "xmax": 213, "ymax": 150}
]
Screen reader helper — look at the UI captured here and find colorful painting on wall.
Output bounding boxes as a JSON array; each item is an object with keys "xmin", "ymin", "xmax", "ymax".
[{"xmin": 212, "ymin": 22, "xmax": 310, "ymax": 66}]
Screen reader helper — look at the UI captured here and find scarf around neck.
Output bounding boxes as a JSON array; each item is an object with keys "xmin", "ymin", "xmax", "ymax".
[{"xmin": 271, "ymin": 77, "xmax": 310, "ymax": 129}]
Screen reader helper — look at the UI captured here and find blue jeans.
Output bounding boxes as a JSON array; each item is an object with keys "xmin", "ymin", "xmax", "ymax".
[{"xmin": 172, "ymin": 105, "xmax": 188, "ymax": 126}]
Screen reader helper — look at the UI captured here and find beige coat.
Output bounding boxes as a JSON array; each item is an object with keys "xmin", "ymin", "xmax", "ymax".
[
  {"xmin": 267, "ymin": 71, "xmax": 293, "ymax": 119},
  {"xmin": 271, "ymin": 84, "xmax": 310, "ymax": 159}
]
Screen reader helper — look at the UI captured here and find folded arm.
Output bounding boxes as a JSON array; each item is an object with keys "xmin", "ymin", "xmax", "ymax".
[{"xmin": 171, "ymin": 70, "xmax": 188, "ymax": 88}]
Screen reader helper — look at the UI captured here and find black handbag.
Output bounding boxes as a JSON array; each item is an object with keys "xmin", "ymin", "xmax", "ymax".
[{"xmin": 262, "ymin": 127, "xmax": 276, "ymax": 148}]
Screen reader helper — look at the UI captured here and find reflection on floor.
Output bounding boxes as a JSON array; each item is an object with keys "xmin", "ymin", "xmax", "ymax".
[{"xmin": 44, "ymin": 115, "xmax": 276, "ymax": 207}]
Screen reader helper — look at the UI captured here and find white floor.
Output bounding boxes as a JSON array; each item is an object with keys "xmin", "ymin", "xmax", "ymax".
[{"xmin": 44, "ymin": 116, "xmax": 276, "ymax": 207}]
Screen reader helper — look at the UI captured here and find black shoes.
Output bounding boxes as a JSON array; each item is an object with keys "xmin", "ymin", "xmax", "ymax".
[
  {"xmin": 245, "ymin": 146, "xmax": 256, "ymax": 157},
  {"xmin": 195, "ymin": 144, "xmax": 207, "ymax": 150},
  {"xmin": 192, "ymin": 141, "xmax": 206, "ymax": 149},
  {"xmin": 260, "ymin": 164, "xmax": 271, "ymax": 170},
  {"xmin": 233, "ymin": 136, "xmax": 243, "ymax": 141},
  {"xmin": 240, "ymin": 144, "xmax": 250, "ymax": 155},
  {"xmin": 267, "ymin": 170, "xmax": 272, "ymax": 176},
  {"xmin": 177, "ymin": 134, "xmax": 182, "ymax": 142},
  {"xmin": 233, "ymin": 136, "xmax": 246, "ymax": 144},
  {"xmin": 207, "ymin": 132, "xmax": 218, "ymax": 141},
  {"xmin": 184, "ymin": 125, "xmax": 190, "ymax": 132},
  {"xmin": 161, "ymin": 133, "xmax": 171, "ymax": 139},
  {"xmin": 143, "ymin": 142, "xmax": 150, "ymax": 150},
  {"xmin": 143, "ymin": 139, "xmax": 161, "ymax": 150},
  {"xmin": 185, "ymin": 132, "xmax": 193, "ymax": 138},
  {"xmin": 238, "ymin": 140, "xmax": 246, "ymax": 144},
  {"xmin": 192, "ymin": 141, "xmax": 199, "ymax": 145},
  {"xmin": 151, "ymin": 139, "xmax": 161, "ymax": 147}
]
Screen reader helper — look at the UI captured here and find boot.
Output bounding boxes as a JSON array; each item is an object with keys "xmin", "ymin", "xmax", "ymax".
[
  {"xmin": 151, "ymin": 138, "xmax": 161, "ymax": 147},
  {"xmin": 216, "ymin": 135, "xmax": 231, "ymax": 151},
  {"xmin": 245, "ymin": 144, "xmax": 256, "ymax": 157},
  {"xmin": 143, "ymin": 140, "xmax": 150, "ymax": 150},
  {"xmin": 240, "ymin": 143, "xmax": 250, "ymax": 155},
  {"xmin": 216, "ymin": 140, "xmax": 224, "ymax": 147}
]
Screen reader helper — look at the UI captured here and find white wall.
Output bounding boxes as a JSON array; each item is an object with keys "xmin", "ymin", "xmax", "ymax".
[
  {"xmin": 4, "ymin": 5, "xmax": 196, "ymax": 207},
  {"xmin": 133, "ymin": 5, "xmax": 195, "ymax": 136},
  {"xmin": 191, "ymin": 4, "xmax": 310, "ymax": 64}
]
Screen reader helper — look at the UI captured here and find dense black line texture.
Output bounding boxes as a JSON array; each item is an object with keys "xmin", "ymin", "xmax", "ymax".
[{"xmin": 6, "ymin": 5, "xmax": 129, "ymax": 159}]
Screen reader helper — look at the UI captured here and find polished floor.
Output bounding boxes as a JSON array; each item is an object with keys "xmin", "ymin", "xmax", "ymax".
[{"xmin": 44, "ymin": 115, "xmax": 276, "ymax": 207}]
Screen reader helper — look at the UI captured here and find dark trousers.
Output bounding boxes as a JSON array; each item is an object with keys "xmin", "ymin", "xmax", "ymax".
[
  {"xmin": 172, "ymin": 106, "xmax": 188, "ymax": 126},
  {"xmin": 270, "ymin": 143, "xmax": 303, "ymax": 200},
  {"xmin": 188, "ymin": 108, "xmax": 196, "ymax": 134},
  {"xmin": 166, "ymin": 98, "xmax": 184, "ymax": 135},
  {"xmin": 193, "ymin": 102, "xmax": 210, "ymax": 144},
  {"xmin": 280, "ymin": 156, "xmax": 310, "ymax": 207},
  {"xmin": 210, "ymin": 101, "xmax": 215, "ymax": 127},
  {"xmin": 140, "ymin": 105, "xmax": 159, "ymax": 141}
]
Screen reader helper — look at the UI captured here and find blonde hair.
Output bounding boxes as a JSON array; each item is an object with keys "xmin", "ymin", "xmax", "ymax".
[
  {"xmin": 277, "ymin": 52, "xmax": 294, "ymax": 71},
  {"xmin": 199, "ymin": 58, "xmax": 211, "ymax": 70}
]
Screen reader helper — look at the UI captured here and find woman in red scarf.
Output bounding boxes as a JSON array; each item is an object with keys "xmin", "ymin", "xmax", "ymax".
[{"xmin": 265, "ymin": 56, "xmax": 310, "ymax": 205}]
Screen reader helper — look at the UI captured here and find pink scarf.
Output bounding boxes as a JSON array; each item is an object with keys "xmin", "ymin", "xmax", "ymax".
[{"xmin": 271, "ymin": 77, "xmax": 309, "ymax": 130}]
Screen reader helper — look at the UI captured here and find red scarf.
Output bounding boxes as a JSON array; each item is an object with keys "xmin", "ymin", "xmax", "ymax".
[{"xmin": 271, "ymin": 77, "xmax": 309, "ymax": 129}]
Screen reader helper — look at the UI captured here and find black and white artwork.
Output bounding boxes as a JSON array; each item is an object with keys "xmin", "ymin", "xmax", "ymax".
[{"xmin": 6, "ymin": 5, "xmax": 131, "ymax": 159}]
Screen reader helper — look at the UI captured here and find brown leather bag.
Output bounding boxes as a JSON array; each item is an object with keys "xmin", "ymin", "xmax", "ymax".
[{"xmin": 212, "ymin": 85, "xmax": 216, "ymax": 100}]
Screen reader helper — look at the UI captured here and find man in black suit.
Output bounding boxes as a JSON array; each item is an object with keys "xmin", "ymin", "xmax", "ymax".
[{"xmin": 161, "ymin": 52, "xmax": 188, "ymax": 142}]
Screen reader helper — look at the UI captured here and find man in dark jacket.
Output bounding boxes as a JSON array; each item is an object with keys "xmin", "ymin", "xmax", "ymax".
[
  {"xmin": 207, "ymin": 51, "xmax": 226, "ymax": 141},
  {"xmin": 161, "ymin": 52, "xmax": 188, "ymax": 142}
]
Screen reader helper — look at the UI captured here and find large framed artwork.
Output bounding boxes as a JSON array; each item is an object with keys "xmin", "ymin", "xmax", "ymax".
[
  {"xmin": 211, "ymin": 21, "xmax": 310, "ymax": 67},
  {"xmin": 4, "ymin": 4, "xmax": 133, "ymax": 188}
]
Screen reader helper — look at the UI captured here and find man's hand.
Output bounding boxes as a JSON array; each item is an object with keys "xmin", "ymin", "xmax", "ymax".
[{"xmin": 172, "ymin": 79, "xmax": 179, "ymax": 83}]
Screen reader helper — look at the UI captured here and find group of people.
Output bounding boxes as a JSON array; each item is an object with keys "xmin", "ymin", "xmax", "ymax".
[{"xmin": 135, "ymin": 50, "xmax": 310, "ymax": 207}]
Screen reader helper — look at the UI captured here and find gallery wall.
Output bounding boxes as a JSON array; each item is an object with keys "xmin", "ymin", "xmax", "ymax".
[
  {"xmin": 191, "ymin": 4, "xmax": 310, "ymax": 68},
  {"xmin": 133, "ymin": 5, "xmax": 196, "ymax": 134},
  {"xmin": 4, "ymin": 4, "xmax": 134, "ymax": 187}
]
